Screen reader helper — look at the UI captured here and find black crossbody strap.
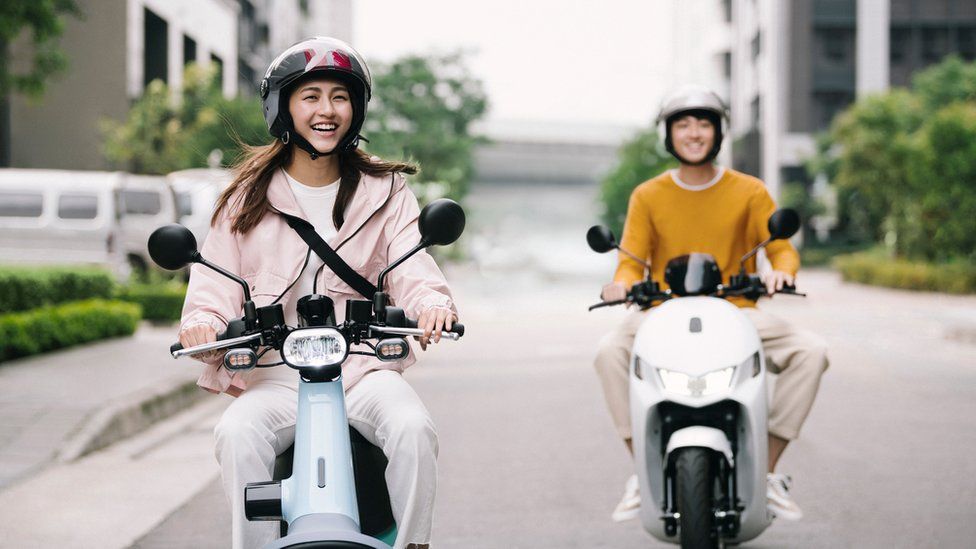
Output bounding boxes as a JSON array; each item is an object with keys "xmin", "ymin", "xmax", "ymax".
[{"xmin": 279, "ymin": 212, "xmax": 378, "ymax": 299}]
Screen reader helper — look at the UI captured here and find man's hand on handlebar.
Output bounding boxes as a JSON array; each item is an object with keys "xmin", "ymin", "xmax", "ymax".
[
  {"xmin": 179, "ymin": 324, "xmax": 220, "ymax": 361},
  {"xmin": 761, "ymin": 270, "xmax": 795, "ymax": 293},
  {"xmin": 416, "ymin": 305, "xmax": 458, "ymax": 350},
  {"xmin": 601, "ymin": 281, "xmax": 629, "ymax": 303}
]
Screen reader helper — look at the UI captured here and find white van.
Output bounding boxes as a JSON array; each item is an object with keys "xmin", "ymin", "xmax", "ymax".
[
  {"xmin": 167, "ymin": 168, "xmax": 232, "ymax": 246},
  {"xmin": 0, "ymin": 169, "xmax": 123, "ymax": 272},
  {"xmin": 0, "ymin": 169, "xmax": 178, "ymax": 277}
]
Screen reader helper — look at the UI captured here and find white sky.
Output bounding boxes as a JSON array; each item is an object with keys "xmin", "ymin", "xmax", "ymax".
[{"xmin": 353, "ymin": 0, "xmax": 676, "ymax": 129}]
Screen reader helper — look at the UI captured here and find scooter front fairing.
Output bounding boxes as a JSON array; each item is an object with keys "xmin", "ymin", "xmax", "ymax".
[{"xmin": 630, "ymin": 296, "xmax": 771, "ymax": 544}]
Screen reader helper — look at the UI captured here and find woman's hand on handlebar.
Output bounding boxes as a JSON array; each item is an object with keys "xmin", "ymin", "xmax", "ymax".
[
  {"xmin": 761, "ymin": 270, "xmax": 795, "ymax": 293},
  {"xmin": 601, "ymin": 282, "xmax": 628, "ymax": 303},
  {"xmin": 416, "ymin": 305, "xmax": 458, "ymax": 350},
  {"xmin": 179, "ymin": 324, "xmax": 219, "ymax": 360}
]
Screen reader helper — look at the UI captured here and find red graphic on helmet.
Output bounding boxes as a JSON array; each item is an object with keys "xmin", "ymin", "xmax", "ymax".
[{"xmin": 303, "ymin": 48, "xmax": 352, "ymax": 72}]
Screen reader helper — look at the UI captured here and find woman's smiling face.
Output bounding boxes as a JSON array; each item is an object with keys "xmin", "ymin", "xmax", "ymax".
[{"xmin": 287, "ymin": 76, "xmax": 354, "ymax": 153}]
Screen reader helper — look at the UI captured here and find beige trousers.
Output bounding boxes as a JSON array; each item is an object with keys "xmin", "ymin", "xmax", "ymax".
[{"xmin": 593, "ymin": 306, "xmax": 828, "ymax": 441}]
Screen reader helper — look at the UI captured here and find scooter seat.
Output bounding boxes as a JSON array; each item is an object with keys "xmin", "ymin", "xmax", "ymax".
[{"xmin": 273, "ymin": 426, "xmax": 396, "ymax": 538}]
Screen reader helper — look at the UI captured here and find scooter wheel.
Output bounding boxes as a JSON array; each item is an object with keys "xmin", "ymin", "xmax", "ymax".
[{"xmin": 674, "ymin": 447, "xmax": 718, "ymax": 549}]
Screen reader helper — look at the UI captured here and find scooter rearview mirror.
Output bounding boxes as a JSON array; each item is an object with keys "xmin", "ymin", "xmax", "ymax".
[
  {"xmin": 418, "ymin": 199, "xmax": 466, "ymax": 247},
  {"xmin": 587, "ymin": 225, "xmax": 618, "ymax": 253},
  {"xmin": 148, "ymin": 224, "xmax": 200, "ymax": 270},
  {"xmin": 768, "ymin": 208, "xmax": 801, "ymax": 240}
]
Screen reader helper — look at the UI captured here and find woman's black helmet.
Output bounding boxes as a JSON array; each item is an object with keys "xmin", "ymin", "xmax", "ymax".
[{"xmin": 260, "ymin": 36, "xmax": 371, "ymax": 159}]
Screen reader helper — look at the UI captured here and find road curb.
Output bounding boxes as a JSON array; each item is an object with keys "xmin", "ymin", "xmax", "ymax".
[{"xmin": 58, "ymin": 375, "xmax": 206, "ymax": 462}]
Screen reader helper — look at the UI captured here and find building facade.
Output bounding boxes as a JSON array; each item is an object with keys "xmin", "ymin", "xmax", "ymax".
[
  {"xmin": 728, "ymin": 0, "xmax": 976, "ymax": 198},
  {"xmin": 5, "ymin": 0, "xmax": 352, "ymax": 170}
]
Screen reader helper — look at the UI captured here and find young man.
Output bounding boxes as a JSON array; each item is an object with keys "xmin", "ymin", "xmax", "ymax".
[{"xmin": 593, "ymin": 85, "xmax": 829, "ymax": 523}]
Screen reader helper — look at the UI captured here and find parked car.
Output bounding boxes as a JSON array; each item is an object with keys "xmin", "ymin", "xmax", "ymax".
[
  {"xmin": 166, "ymin": 168, "xmax": 231, "ymax": 246},
  {"xmin": 0, "ymin": 168, "xmax": 178, "ymax": 278}
]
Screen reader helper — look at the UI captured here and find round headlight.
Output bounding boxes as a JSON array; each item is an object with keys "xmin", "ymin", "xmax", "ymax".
[{"xmin": 282, "ymin": 327, "xmax": 348, "ymax": 369}]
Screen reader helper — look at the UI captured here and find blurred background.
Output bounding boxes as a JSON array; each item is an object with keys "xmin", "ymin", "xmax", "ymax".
[{"xmin": 0, "ymin": 1, "xmax": 975, "ymax": 548}]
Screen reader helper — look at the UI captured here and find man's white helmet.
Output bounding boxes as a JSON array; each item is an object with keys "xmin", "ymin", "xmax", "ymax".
[{"xmin": 656, "ymin": 85, "xmax": 730, "ymax": 165}]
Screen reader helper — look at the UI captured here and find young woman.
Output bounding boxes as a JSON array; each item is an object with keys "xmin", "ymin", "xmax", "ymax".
[{"xmin": 178, "ymin": 37, "xmax": 457, "ymax": 549}]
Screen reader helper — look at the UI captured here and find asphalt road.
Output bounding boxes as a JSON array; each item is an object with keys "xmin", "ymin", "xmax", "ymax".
[{"xmin": 128, "ymin": 182, "xmax": 976, "ymax": 548}]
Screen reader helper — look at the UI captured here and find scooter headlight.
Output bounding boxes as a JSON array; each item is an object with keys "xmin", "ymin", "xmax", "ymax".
[
  {"xmin": 282, "ymin": 327, "xmax": 348, "ymax": 368},
  {"xmin": 657, "ymin": 365, "xmax": 736, "ymax": 397}
]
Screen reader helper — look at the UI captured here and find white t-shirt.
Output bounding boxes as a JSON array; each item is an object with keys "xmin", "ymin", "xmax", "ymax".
[{"xmin": 282, "ymin": 169, "xmax": 339, "ymax": 328}]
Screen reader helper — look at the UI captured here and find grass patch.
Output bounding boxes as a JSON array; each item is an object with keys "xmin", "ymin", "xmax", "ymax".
[{"xmin": 833, "ymin": 250, "xmax": 976, "ymax": 294}]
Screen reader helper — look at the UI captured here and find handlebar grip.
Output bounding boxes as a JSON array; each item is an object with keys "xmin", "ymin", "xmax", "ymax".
[
  {"xmin": 171, "ymin": 328, "xmax": 229, "ymax": 355},
  {"xmin": 400, "ymin": 317, "xmax": 464, "ymax": 337}
]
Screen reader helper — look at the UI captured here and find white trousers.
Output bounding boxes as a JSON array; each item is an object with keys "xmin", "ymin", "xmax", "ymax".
[{"xmin": 214, "ymin": 368, "xmax": 439, "ymax": 549}]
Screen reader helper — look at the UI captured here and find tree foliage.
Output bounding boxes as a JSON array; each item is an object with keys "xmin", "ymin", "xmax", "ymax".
[
  {"xmin": 101, "ymin": 64, "xmax": 267, "ymax": 174},
  {"xmin": 104, "ymin": 53, "xmax": 488, "ymax": 203},
  {"xmin": 0, "ymin": 0, "xmax": 81, "ymax": 98},
  {"xmin": 816, "ymin": 55, "xmax": 976, "ymax": 262},
  {"xmin": 598, "ymin": 127, "xmax": 675, "ymax": 237},
  {"xmin": 363, "ymin": 52, "xmax": 488, "ymax": 201}
]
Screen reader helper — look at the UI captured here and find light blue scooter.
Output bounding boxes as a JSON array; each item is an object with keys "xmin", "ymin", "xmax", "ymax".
[{"xmin": 148, "ymin": 199, "xmax": 467, "ymax": 548}]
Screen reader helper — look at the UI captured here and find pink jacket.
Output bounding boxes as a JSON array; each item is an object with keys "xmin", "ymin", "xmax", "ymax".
[{"xmin": 179, "ymin": 169, "xmax": 456, "ymax": 395}]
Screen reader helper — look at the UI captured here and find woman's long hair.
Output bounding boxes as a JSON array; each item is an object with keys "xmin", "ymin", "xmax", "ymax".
[{"xmin": 212, "ymin": 141, "xmax": 418, "ymax": 234}]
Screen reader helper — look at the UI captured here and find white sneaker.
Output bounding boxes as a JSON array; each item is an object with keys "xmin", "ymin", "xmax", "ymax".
[
  {"xmin": 766, "ymin": 473, "xmax": 803, "ymax": 521},
  {"xmin": 611, "ymin": 474, "xmax": 641, "ymax": 522}
]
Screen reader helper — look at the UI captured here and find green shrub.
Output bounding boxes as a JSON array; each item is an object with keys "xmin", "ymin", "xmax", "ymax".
[
  {"xmin": 0, "ymin": 267, "xmax": 116, "ymax": 313},
  {"xmin": 117, "ymin": 283, "xmax": 187, "ymax": 323},
  {"xmin": 834, "ymin": 251, "xmax": 976, "ymax": 294},
  {"xmin": 0, "ymin": 299, "xmax": 141, "ymax": 362}
]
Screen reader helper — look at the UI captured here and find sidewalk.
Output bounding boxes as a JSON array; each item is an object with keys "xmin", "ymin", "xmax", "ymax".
[{"xmin": 0, "ymin": 323, "xmax": 205, "ymax": 490}]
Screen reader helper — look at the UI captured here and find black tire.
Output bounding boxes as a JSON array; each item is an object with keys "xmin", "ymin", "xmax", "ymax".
[{"xmin": 675, "ymin": 447, "xmax": 717, "ymax": 549}]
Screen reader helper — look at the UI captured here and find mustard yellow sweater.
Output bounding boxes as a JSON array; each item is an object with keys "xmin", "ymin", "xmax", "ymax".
[{"xmin": 613, "ymin": 168, "xmax": 800, "ymax": 307}]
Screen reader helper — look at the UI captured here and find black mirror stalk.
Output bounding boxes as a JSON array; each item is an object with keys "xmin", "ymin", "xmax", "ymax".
[
  {"xmin": 373, "ymin": 239, "xmax": 428, "ymax": 321},
  {"xmin": 194, "ymin": 254, "xmax": 258, "ymax": 330}
]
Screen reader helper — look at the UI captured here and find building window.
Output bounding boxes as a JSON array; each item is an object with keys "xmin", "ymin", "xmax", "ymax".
[
  {"xmin": 890, "ymin": 26, "xmax": 911, "ymax": 64},
  {"xmin": 58, "ymin": 194, "xmax": 99, "ymax": 220},
  {"xmin": 183, "ymin": 35, "xmax": 197, "ymax": 66},
  {"xmin": 143, "ymin": 8, "xmax": 168, "ymax": 86},
  {"xmin": 238, "ymin": 59, "xmax": 256, "ymax": 96},
  {"xmin": 921, "ymin": 27, "xmax": 949, "ymax": 64},
  {"xmin": 959, "ymin": 27, "xmax": 976, "ymax": 60},
  {"xmin": 751, "ymin": 31, "xmax": 762, "ymax": 60},
  {"xmin": 211, "ymin": 54, "xmax": 223, "ymax": 89},
  {"xmin": 750, "ymin": 95, "xmax": 761, "ymax": 128},
  {"xmin": 722, "ymin": 0, "xmax": 732, "ymax": 23},
  {"xmin": 812, "ymin": 91, "xmax": 854, "ymax": 130},
  {"xmin": 722, "ymin": 51, "xmax": 732, "ymax": 79},
  {"xmin": 816, "ymin": 28, "xmax": 854, "ymax": 64}
]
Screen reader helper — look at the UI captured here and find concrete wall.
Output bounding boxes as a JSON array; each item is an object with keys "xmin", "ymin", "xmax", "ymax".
[{"xmin": 10, "ymin": 0, "xmax": 128, "ymax": 170}]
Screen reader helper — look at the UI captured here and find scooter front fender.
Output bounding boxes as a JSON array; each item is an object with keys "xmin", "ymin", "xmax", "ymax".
[{"xmin": 664, "ymin": 426, "xmax": 734, "ymax": 466}]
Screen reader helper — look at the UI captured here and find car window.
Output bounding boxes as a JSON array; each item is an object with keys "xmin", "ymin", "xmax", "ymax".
[
  {"xmin": 0, "ymin": 191, "xmax": 44, "ymax": 217},
  {"xmin": 121, "ymin": 190, "xmax": 161, "ymax": 215},
  {"xmin": 58, "ymin": 193, "xmax": 100, "ymax": 220},
  {"xmin": 175, "ymin": 191, "xmax": 193, "ymax": 218}
]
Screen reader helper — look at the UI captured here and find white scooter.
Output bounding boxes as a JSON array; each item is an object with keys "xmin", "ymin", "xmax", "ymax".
[
  {"xmin": 587, "ymin": 209, "xmax": 803, "ymax": 549},
  {"xmin": 148, "ymin": 199, "xmax": 466, "ymax": 548}
]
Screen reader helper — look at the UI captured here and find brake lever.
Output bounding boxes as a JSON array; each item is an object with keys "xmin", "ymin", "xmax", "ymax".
[{"xmin": 588, "ymin": 299, "xmax": 629, "ymax": 311}]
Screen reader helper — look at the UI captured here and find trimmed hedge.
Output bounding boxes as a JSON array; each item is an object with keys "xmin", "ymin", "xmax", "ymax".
[
  {"xmin": 0, "ymin": 299, "xmax": 141, "ymax": 362},
  {"xmin": 0, "ymin": 267, "xmax": 115, "ymax": 313},
  {"xmin": 117, "ymin": 283, "xmax": 187, "ymax": 323},
  {"xmin": 834, "ymin": 251, "xmax": 976, "ymax": 294}
]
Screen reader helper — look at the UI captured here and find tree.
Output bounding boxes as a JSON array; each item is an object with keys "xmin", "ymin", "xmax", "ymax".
[
  {"xmin": 598, "ymin": 127, "xmax": 675, "ymax": 237},
  {"xmin": 813, "ymin": 55, "xmax": 976, "ymax": 262},
  {"xmin": 0, "ymin": 0, "xmax": 80, "ymax": 97},
  {"xmin": 102, "ymin": 64, "xmax": 267, "ymax": 174},
  {"xmin": 363, "ymin": 52, "xmax": 488, "ymax": 201}
]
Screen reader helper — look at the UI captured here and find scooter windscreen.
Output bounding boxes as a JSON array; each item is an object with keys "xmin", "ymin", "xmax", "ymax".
[{"xmin": 663, "ymin": 253, "xmax": 723, "ymax": 296}]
